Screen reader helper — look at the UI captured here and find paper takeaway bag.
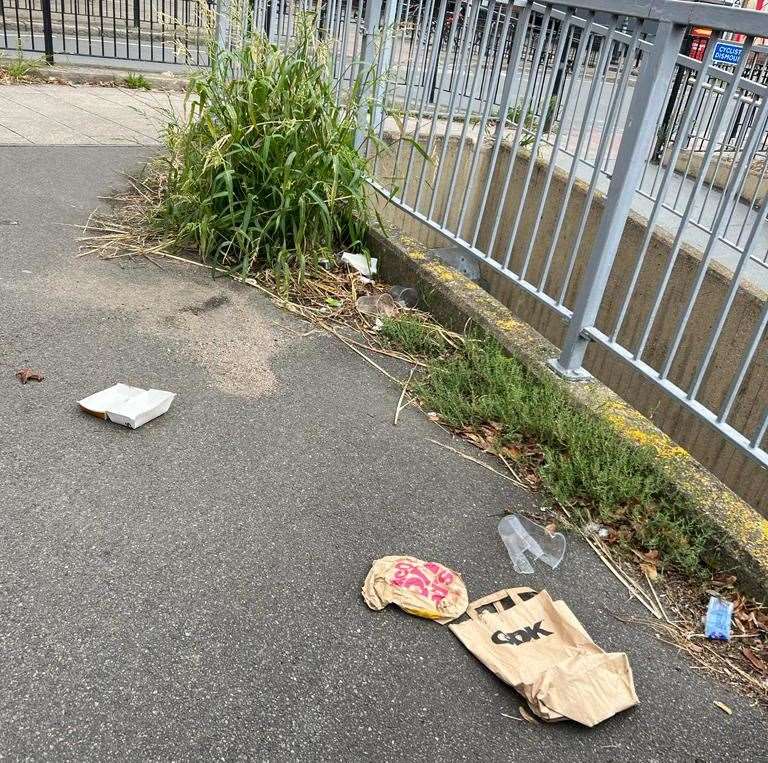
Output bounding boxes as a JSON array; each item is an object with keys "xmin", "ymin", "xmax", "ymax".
[
  {"xmin": 448, "ymin": 588, "xmax": 638, "ymax": 727},
  {"xmin": 362, "ymin": 556, "xmax": 468, "ymax": 624}
]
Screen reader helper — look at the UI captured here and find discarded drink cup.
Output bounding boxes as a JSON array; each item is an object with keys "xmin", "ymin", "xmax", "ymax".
[
  {"xmin": 389, "ymin": 285, "xmax": 418, "ymax": 308},
  {"xmin": 498, "ymin": 514, "xmax": 566, "ymax": 574},
  {"xmin": 356, "ymin": 294, "xmax": 398, "ymax": 318}
]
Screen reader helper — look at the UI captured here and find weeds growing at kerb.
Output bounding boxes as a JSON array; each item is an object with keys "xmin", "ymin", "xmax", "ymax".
[{"xmin": 153, "ymin": 17, "xmax": 385, "ymax": 285}]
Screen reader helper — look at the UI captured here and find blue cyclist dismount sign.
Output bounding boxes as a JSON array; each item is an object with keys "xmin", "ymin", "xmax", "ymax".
[{"xmin": 712, "ymin": 41, "xmax": 744, "ymax": 65}]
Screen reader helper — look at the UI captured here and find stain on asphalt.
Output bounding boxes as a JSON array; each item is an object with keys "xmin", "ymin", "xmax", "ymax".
[{"xmin": 180, "ymin": 294, "xmax": 231, "ymax": 315}]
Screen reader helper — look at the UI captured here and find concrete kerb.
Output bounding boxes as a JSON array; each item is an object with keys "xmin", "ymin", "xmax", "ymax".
[
  {"xmin": 369, "ymin": 223, "xmax": 768, "ymax": 603},
  {"xmin": 38, "ymin": 63, "xmax": 190, "ymax": 91},
  {"xmin": 374, "ymin": 118, "xmax": 768, "ymax": 514}
]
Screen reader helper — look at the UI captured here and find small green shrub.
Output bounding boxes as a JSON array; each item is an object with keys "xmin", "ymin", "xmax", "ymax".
[
  {"xmin": 413, "ymin": 335, "xmax": 716, "ymax": 576},
  {"xmin": 506, "ymin": 102, "xmax": 538, "ymax": 147},
  {"xmin": 154, "ymin": 19, "xmax": 378, "ymax": 283},
  {"xmin": 123, "ymin": 73, "xmax": 151, "ymax": 90},
  {"xmin": 379, "ymin": 316, "xmax": 446, "ymax": 358}
]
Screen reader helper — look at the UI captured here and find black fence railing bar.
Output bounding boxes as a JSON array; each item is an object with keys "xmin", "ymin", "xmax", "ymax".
[{"xmin": 1, "ymin": 0, "xmax": 213, "ymax": 64}]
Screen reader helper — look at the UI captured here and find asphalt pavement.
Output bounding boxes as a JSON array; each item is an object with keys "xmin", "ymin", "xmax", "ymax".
[{"xmin": 0, "ymin": 145, "xmax": 766, "ymax": 760}]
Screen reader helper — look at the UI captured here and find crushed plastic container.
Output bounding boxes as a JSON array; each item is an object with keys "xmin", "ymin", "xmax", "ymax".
[
  {"xmin": 340, "ymin": 251, "xmax": 377, "ymax": 279},
  {"xmin": 78, "ymin": 383, "xmax": 175, "ymax": 430},
  {"xmin": 389, "ymin": 285, "xmax": 419, "ymax": 308},
  {"xmin": 356, "ymin": 293, "xmax": 398, "ymax": 318},
  {"xmin": 704, "ymin": 596, "xmax": 733, "ymax": 641},
  {"xmin": 498, "ymin": 514, "xmax": 566, "ymax": 574}
]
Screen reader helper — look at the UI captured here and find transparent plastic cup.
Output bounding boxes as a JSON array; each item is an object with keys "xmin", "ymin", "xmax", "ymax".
[
  {"xmin": 498, "ymin": 514, "xmax": 566, "ymax": 574},
  {"xmin": 389, "ymin": 285, "xmax": 419, "ymax": 308}
]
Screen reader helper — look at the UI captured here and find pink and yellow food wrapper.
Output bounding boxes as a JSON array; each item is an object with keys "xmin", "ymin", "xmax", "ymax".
[{"xmin": 362, "ymin": 555, "xmax": 469, "ymax": 624}]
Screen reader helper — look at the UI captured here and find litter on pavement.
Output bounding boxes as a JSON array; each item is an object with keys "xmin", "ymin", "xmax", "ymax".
[
  {"xmin": 356, "ymin": 293, "xmax": 398, "ymax": 318},
  {"xmin": 704, "ymin": 596, "xmax": 733, "ymax": 641},
  {"xmin": 389, "ymin": 285, "xmax": 418, "ymax": 308},
  {"xmin": 340, "ymin": 251, "xmax": 377, "ymax": 279},
  {"xmin": 362, "ymin": 555, "xmax": 468, "ymax": 624},
  {"xmin": 449, "ymin": 587, "xmax": 638, "ymax": 727},
  {"xmin": 498, "ymin": 514, "xmax": 566, "ymax": 574},
  {"xmin": 78, "ymin": 383, "xmax": 175, "ymax": 429},
  {"xmin": 585, "ymin": 521, "xmax": 611, "ymax": 539},
  {"xmin": 16, "ymin": 368, "xmax": 44, "ymax": 384}
]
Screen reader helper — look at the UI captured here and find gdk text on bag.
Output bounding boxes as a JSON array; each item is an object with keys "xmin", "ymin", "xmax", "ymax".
[{"xmin": 448, "ymin": 588, "xmax": 638, "ymax": 727}]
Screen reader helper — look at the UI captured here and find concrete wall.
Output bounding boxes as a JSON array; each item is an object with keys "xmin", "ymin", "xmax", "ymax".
[
  {"xmin": 662, "ymin": 146, "xmax": 768, "ymax": 206},
  {"xmin": 373, "ymin": 120, "xmax": 768, "ymax": 515}
]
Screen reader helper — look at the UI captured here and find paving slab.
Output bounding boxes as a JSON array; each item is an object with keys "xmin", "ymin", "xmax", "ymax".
[
  {"xmin": 0, "ymin": 84, "xmax": 184, "ymax": 145},
  {"xmin": 0, "ymin": 145, "xmax": 766, "ymax": 760}
]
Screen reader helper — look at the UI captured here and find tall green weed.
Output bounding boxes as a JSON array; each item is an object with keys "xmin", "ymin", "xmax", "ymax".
[{"xmin": 155, "ymin": 19, "xmax": 377, "ymax": 283}]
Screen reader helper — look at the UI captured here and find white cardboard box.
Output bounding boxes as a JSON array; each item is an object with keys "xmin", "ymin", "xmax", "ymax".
[{"xmin": 78, "ymin": 383, "xmax": 175, "ymax": 429}]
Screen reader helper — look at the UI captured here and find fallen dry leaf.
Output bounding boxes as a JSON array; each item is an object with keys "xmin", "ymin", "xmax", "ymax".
[
  {"xmin": 742, "ymin": 647, "xmax": 768, "ymax": 675},
  {"xmin": 545, "ymin": 522, "xmax": 557, "ymax": 536},
  {"xmin": 640, "ymin": 561, "xmax": 658, "ymax": 580},
  {"xmin": 15, "ymin": 368, "xmax": 44, "ymax": 384},
  {"xmin": 713, "ymin": 701, "xmax": 733, "ymax": 715}
]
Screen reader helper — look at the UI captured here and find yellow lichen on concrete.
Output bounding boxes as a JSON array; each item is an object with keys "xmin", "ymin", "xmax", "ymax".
[
  {"xmin": 402, "ymin": 245, "xmax": 427, "ymax": 260},
  {"xmin": 597, "ymin": 399, "xmax": 687, "ymax": 461},
  {"xmin": 603, "ymin": 412, "xmax": 688, "ymax": 460},
  {"xmin": 718, "ymin": 489, "xmax": 768, "ymax": 543},
  {"xmin": 496, "ymin": 316, "xmax": 529, "ymax": 334},
  {"xmin": 424, "ymin": 261, "xmax": 461, "ymax": 283}
]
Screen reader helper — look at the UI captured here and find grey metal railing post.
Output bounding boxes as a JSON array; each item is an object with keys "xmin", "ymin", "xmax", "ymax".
[
  {"xmin": 550, "ymin": 20, "xmax": 687, "ymax": 380},
  {"xmin": 355, "ymin": 0, "xmax": 384, "ymax": 150},
  {"xmin": 492, "ymin": 0, "xmax": 533, "ymax": 144},
  {"xmin": 270, "ymin": 0, "xmax": 279, "ymax": 42},
  {"xmin": 216, "ymin": 0, "xmax": 231, "ymax": 51},
  {"xmin": 371, "ymin": 0, "xmax": 398, "ymax": 136}
]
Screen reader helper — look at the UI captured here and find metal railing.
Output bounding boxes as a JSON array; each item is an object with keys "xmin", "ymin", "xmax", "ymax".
[
  {"xmin": 12, "ymin": 0, "xmax": 197, "ymax": 24},
  {"xmin": 345, "ymin": 0, "xmax": 768, "ymax": 472},
  {"xmin": 0, "ymin": 0, "xmax": 212, "ymax": 64}
]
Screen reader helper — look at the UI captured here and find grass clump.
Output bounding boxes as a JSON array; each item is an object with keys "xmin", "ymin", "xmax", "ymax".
[
  {"xmin": 379, "ymin": 316, "xmax": 447, "ymax": 358},
  {"xmin": 123, "ymin": 73, "xmax": 151, "ymax": 90},
  {"xmin": 0, "ymin": 53, "xmax": 45, "ymax": 82},
  {"xmin": 154, "ymin": 20, "xmax": 375, "ymax": 284},
  {"xmin": 413, "ymin": 335, "xmax": 716, "ymax": 577}
]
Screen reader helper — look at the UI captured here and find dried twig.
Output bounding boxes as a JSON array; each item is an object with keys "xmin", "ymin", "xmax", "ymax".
[
  {"xmin": 394, "ymin": 368, "xmax": 415, "ymax": 426},
  {"xmin": 271, "ymin": 321, "xmax": 319, "ymax": 338},
  {"xmin": 427, "ymin": 438, "xmax": 527, "ymax": 488},
  {"xmin": 517, "ymin": 706, "xmax": 540, "ymax": 725},
  {"xmin": 334, "ymin": 332, "xmax": 427, "ymax": 367},
  {"xmin": 582, "ymin": 534, "xmax": 660, "ymax": 618},
  {"xmin": 498, "ymin": 452, "xmax": 525, "ymax": 485},
  {"xmin": 321, "ymin": 323, "xmax": 404, "ymax": 386},
  {"xmin": 645, "ymin": 571, "xmax": 673, "ymax": 625}
]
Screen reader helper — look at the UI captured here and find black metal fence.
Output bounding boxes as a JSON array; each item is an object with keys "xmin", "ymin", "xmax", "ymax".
[{"xmin": 0, "ymin": 0, "xmax": 212, "ymax": 64}]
